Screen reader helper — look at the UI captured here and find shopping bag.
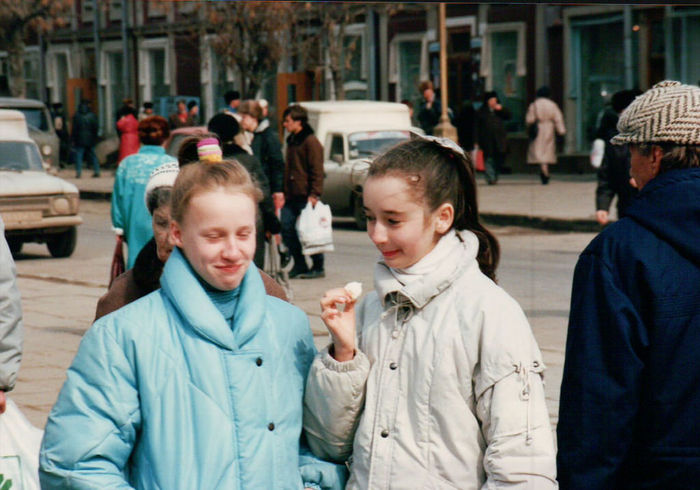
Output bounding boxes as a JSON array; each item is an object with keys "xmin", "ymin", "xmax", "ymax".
[
  {"xmin": 471, "ymin": 149, "xmax": 485, "ymax": 172},
  {"xmin": 296, "ymin": 201, "xmax": 334, "ymax": 255},
  {"xmin": 590, "ymin": 138, "xmax": 605, "ymax": 168},
  {"xmin": 0, "ymin": 398, "xmax": 43, "ymax": 490},
  {"xmin": 109, "ymin": 235, "xmax": 125, "ymax": 288}
]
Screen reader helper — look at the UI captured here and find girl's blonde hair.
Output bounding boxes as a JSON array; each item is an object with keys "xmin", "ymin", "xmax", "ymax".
[
  {"xmin": 171, "ymin": 160, "xmax": 263, "ymax": 224},
  {"xmin": 369, "ymin": 138, "xmax": 500, "ymax": 281}
]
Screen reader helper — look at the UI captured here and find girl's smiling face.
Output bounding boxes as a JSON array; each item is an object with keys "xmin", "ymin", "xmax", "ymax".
[
  {"xmin": 363, "ymin": 175, "xmax": 452, "ymax": 269},
  {"xmin": 171, "ymin": 187, "xmax": 257, "ymax": 291}
]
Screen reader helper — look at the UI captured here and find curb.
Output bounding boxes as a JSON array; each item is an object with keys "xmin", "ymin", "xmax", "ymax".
[{"xmin": 481, "ymin": 213, "xmax": 602, "ymax": 233}]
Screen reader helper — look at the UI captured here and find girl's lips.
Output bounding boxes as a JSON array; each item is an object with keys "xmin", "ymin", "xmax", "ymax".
[
  {"xmin": 216, "ymin": 263, "xmax": 241, "ymax": 273},
  {"xmin": 382, "ymin": 250, "xmax": 399, "ymax": 259}
]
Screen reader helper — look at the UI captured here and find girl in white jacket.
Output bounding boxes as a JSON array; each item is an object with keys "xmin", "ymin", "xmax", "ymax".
[{"xmin": 304, "ymin": 137, "xmax": 557, "ymax": 489}]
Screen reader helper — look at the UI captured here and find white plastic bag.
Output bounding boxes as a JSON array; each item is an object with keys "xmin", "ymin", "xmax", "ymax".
[
  {"xmin": 590, "ymin": 138, "xmax": 605, "ymax": 168},
  {"xmin": 296, "ymin": 201, "xmax": 334, "ymax": 255},
  {"xmin": 0, "ymin": 398, "xmax": 43, "ymax": 490}
]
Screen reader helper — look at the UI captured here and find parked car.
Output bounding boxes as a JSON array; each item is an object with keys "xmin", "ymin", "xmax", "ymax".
[
  {"xmin": 299, "ymin": 101, "xmax": 412, "ymax": 229},
  {"xmin": 0, "ymin": 110, "xmax": 82, "ymax": 257},
  {"xmin": 0, "ymin": 97, "xmax": 60, "ymax": 169}
]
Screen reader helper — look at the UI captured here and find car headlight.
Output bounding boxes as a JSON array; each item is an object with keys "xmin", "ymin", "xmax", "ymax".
[
  {"xmin": 49, "ymin": 194, "xmax": 79, "ymax": 215},
  {"xmin": 42, "ymin": 144, "xmax": 52, "ymax": 156}
]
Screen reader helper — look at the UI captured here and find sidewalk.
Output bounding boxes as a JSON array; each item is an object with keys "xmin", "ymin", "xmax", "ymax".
[{"xmin": 57, "ymin": 167, "xmax": 606, "ymax": 232}]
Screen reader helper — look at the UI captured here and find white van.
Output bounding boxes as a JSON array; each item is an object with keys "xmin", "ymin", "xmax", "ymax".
[
  {"xmin": 0, "ymin": 109, "xmax": 82, "ymax": 257},
  {"xmin": 299, "ymin": 101, "xmax": 413, "ymax": 229}
]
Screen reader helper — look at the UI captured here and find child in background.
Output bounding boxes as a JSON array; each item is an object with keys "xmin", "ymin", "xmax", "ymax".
[{"xmin": 304, "ymin": 137, "xmax": 557, "ymax": 489}]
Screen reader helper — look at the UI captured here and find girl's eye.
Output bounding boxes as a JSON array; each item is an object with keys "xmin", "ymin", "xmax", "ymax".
[
  {"xmin": 365, "ymin": 214, "xmax": 376, "ymax": 222},
  {"xmin": 388, "ymin": 219, "xmax": 400, "ymax": 225}
]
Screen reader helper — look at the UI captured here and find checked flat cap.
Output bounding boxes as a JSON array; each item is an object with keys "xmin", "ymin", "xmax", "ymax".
[{"xmin": 611, "ymin": 80, "xmax": 700, "ymax": 146}]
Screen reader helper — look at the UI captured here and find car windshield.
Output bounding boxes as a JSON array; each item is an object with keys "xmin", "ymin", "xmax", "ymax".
[
  {"xmin": 348, "ymin": 130, "xmax": 410, "ymax": 158},
  {"xmin": 15, "ymin": 108, "xmax": 49, "ymax": 131},
  {"xmin": 0, "ymin": 141, "xmax": 45, "ymax": 171}
]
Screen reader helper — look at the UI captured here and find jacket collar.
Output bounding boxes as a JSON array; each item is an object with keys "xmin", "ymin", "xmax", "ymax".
[
  {"xmin": 255, "ymin": 118, "xmax": 270, "ymax": 134},
  {"xmin": 139, "ymin": 145, "xmax": 166, "ymax": 155},
  {"xmin": 159, "ymin": 248, "xmax": 266, "ymax": 350},
  {"xmin": 374, "ymin": 230, "xmax": 479, "ymax": 310},
  {"xmin": 286, "ymin": 123, "xmax": 314, "ymax": 146}
]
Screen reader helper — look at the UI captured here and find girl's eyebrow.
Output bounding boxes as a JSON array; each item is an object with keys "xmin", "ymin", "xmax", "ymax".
[{"xmin": 363, "ymin": 207, "xmax": 404, "ymax": 216}]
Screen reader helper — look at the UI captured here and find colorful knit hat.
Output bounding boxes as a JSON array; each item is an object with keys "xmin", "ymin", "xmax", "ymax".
[
  {"xmin": 197, "ymin": 137, "xmax": 223, "ymax": 162},
  {"xmin": 611, "ymin": 80, "xmax": 700, "ymax": 146}
]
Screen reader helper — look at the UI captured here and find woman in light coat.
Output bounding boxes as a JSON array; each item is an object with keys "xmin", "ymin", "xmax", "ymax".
[
  {"xmin": 526, "ymin": 86, "xmax": 566, "ymax": 184},
  {"xmin": 41, "ymin": 161, "xmax": 345, "ymax": 489}
]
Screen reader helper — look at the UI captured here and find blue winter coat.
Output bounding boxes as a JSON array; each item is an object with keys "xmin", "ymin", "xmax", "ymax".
[
  {"xmin": 39, "ymin": 248, "xmax": 346, "ymax": 489},
  {"xmin": 558, "ymin": 168, "xmax": 700, "ymax": 489},
  {"xmin": 111, "ymin": 145, "xmax": 176, "ymax": 269}
]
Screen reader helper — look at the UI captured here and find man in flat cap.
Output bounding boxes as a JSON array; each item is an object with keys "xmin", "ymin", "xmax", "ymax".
[{"xmin": 558, "ymin": 81, "xmax": 700, "ymax": 489}]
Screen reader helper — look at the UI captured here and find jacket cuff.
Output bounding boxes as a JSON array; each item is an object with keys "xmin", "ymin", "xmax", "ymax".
[
  {"xmin": 112, "ymin": 227, "xmax": 124, "ymax": 236},
  {"xmin": 319, "ymin": 344, "xmax": 370, "ymax": 373}
]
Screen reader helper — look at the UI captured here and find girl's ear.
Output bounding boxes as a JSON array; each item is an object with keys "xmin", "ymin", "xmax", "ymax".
[
  {"xmin": 170, "ymin": 220, "xmax": 184, "ymax": 248},
  {"xmin": 435, "ymin": 203, "xmax": 454, "ymax": 234}
]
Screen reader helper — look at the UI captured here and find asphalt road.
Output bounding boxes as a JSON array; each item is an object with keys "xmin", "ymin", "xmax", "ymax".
[{"xmin": 10, "ymin": 200, "xmax": 597, "ymax": 430}]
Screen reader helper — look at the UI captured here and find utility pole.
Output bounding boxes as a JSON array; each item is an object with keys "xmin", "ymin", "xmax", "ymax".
[{"xmin": 432, "ymin": 3, "xmax": 458, "ymax": 142}]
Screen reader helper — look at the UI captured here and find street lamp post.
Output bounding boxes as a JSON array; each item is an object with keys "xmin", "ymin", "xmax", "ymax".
[{"xmin": 433, "ymin": 2, "xmax": 458, "ymax": 142}]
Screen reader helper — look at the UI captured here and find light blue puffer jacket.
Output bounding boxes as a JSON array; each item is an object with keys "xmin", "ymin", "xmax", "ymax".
[{"xmin": 39, "ymin": 248, "xmax": 345, "ymax": 489}]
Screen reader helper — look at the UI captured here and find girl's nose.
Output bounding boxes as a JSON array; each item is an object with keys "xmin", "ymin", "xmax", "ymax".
[
  {"xmin": 221, "ymin": 237, "xmax": 241, "ymax": 260},
  {"xmin": 368, "ymin": 222, "xmax": 387, "ymax": 245}
]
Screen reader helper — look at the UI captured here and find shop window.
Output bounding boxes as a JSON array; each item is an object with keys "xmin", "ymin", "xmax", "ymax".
[{"xmin": 398, "ymin": 40, "xmax": 422, "ymax": 105}]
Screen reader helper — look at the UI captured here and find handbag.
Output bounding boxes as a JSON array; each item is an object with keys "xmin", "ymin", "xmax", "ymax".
[
  {"xmin": 471, "ymin": 148, "xmax": 485, "ymax": 172},
  {"xmin": 109, "ymin": 235, "xmax": 125, "ymax": 288},
  {"xmin": 527, "ymin": 101, "xmax": 539, "ymax": 142},
  {"xmin": 296, "ymin": 200, "xmax": 334, "ymax": 255}
]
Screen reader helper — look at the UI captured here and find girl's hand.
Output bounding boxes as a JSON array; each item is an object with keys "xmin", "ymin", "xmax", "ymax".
[{"xmin": 320, "ymin": 288, "xmax": 357, "ymax": 362}]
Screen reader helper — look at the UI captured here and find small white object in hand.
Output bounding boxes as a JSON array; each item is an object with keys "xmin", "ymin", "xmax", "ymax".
[{"xmin": 344, "ymin": 281, "xmax": 363, "ymax": 301}]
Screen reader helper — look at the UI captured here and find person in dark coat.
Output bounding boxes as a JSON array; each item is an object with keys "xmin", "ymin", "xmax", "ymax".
[
  {"xmin": 238, "ymin": 100, "xmax": 286, "ymax": 210},
  {"xmin": 281, "ymin": 104, "xmax": 324, "ymax": 279},
  {"xmin": 594, "ymin": 88, "xmax": 642, "ymax": 225},
  {"xmin": 51, "ymin": 102, "xmax": 70, "ymax": 167},
  {"xmin": 71, "ymin": 99, "xmax": 100, "ymax": 178},
  {"xmin": 207, "ymin": 113, "xmax": 280, "ymax": 269},
  {"xmin": 416, "ymin": 80, "xmax": 441, "ymax": 135},
  {"xmin": 475, "ymin": 90, "xmax": 511, "ymax": 185},
  {"xmin": 558, "ymin": 81, "xmax": 700, "ymax": 489}
]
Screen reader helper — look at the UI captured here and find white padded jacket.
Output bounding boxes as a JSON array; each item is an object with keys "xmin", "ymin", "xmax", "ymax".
[{"xmin": 304, "ymin": 231, "xmax": 557, "ymax": 489}]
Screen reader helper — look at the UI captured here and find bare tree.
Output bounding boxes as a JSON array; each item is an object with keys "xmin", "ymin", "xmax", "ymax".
[
  {"xmin": 202, "ymin": 2, "xmax": 295, "ymax": 99},
  {"xmin": 0, "ymin": 0, "xmax": 72, "ymax": 98}
]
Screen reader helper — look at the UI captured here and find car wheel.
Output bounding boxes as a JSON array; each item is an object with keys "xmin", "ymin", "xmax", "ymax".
[
  {"xmin": 352, "ymin": 189, "xmax": 367, "ymax": 231},
  {"xmin": 47, "ymin": 227, "xmax": 77, "ymax": 258},
  {"xmin": 6, "ymin": 237, "xmax": 22, "ymax": 257}
]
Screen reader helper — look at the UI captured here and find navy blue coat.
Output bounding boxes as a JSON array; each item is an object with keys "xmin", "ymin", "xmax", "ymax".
[{"xmin": 558, "ymin": 168, "xmax": 700, "ymax": 489}]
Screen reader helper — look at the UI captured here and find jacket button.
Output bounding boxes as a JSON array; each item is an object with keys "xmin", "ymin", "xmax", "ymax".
[
  {"xmin": 256, "ymin": 357, "xmax": 263, "ymax": 366},
  {"xmin": 380, "ymin": 429, "xmax": 389, "ymax": 438},
  {"xmin": 268, "ymin": 423, "xmax": 275, "ymax": 431},
  {"xmin": 389, "ymin": 362, "xmax": 397, "ymax": 370}
]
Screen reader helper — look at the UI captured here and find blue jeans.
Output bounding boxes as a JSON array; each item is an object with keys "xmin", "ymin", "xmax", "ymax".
[
  {"xmin": 281, "ymin": 198, "xmax": 324, "ymax": 272},
  {"xmin": 74, "ymin": 145, "xmax": 100, "ymax": 177}
]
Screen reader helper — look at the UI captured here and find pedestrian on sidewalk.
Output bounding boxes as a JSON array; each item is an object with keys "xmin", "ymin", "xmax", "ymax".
[
  {"xmin": 41, "ymin": 161, "xmax": 346, "ymax": 490},
  {"xmin": 558, "ymin": 81, "xmax": 700, "ymax": 489},
  {"xmin": 0, "ymin": 215, "xmax": 23, "ymax": 414},
  {"xmin": 304, "ymin": 138, "xmax": 557, "ymax": 489},
  {"xmin": 111, "ymin": 116, "xmax": 176, "ymax": 269},
  {"xmin": 526, "ymin": 86, "xmax": 566, "ymax": 185},
  {"xmin": 168, "ymin": 99, "xmax": 194, "ymax": 129},
  {"xmin": 475, "ymin": 90, "xmax": 511, "ymax": 185},
  {"xmin": 138, "ymin": 101, "xmax": 154, "ymax": 121},
  {"xmin": 281, "ymin": 104, "xmax": 325, "ymax": 279},
  {"xmin": 594, "ymin": 88, "xmax": 642, "ymax": 225},
  {"xmin": 116, "ymin": 105, "xmax": 140, "ymax": 164},
  {"xmin": 71, "ymin": 99, "xmax": 100, "ymax": 178}
]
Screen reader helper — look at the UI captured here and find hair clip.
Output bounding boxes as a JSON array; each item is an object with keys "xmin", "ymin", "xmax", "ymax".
[{"xmin": 409, "ymin": 130, "xmax": 466, "ymax": 158}]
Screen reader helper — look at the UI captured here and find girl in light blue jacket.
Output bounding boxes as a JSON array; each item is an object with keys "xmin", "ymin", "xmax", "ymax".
[{"xmin": 40, "ymin": 160, "xmax": 345, "ymax": 489}]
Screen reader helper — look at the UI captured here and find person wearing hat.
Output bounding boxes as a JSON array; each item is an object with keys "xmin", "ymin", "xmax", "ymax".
[
  {"xmin": 475, "ymin": 90, "xmax": 511, "ymax": 185},
  {"xmin": 558, "ymin": 81, "xmax": 700, "ymax": 489},
  {"xmin": 139, "ymin": 101, "xmax": 154, "ymax": 121}
]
